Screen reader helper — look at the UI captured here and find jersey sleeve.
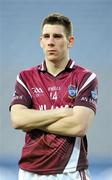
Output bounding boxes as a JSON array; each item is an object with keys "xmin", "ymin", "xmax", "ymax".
[
  {"xmin": 9, "ymin": 73, "xmax": 32, "ymax": 110},
  {"xmin": 74, "ymin": 72, "xmax": 98, "ymax": 113}
]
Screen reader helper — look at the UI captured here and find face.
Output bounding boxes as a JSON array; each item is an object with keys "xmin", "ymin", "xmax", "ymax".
[{"xmin": 40, "ymin": 24, "xmax": 74, "ymax": 62}]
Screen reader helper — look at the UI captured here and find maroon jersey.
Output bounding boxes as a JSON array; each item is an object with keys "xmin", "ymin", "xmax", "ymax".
[{"xmin": 10, "ymin": 59, "xmax": 98, "ymax": 175}]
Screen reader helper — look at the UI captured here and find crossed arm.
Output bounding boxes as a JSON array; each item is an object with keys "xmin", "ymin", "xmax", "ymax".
[{"xmin": 10, "ymin": 104, "xmax": 94, "ymax": 137}]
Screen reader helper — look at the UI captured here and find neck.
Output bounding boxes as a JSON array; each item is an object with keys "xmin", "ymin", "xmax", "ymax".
[{"xmin": 45, "ymin": 57, "xmax": 69, "ymax": 76}]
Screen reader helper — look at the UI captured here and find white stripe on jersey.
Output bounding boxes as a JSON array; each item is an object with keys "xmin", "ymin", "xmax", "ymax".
[
  {"xmin": 63, "ymin": 137, "xmax": 81, "ymax": 173},
  {"xmin": 78, "ymin": 72, "xmax": 96, "ymax": 95},
  {"xmin": 69, "ymin": 60, "xmax": 75, "ymax": 69},
  {"xmin": 17, "ymin": 75, "xmax": 32, "ymax": 98},
  {"xmin": 41, "ymin": 62, "xmax": 44, "ymax": 71}
]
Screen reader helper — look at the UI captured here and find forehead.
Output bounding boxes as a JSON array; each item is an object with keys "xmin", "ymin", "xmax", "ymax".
[{"xmin": 42, "ymin": 24, "xmax": 66, "ymax": 35}]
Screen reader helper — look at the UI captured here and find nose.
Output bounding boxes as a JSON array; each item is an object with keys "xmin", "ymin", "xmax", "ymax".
[{"xmin": 48, "ymin": 36, "xmax": 55, "ymax": 46}]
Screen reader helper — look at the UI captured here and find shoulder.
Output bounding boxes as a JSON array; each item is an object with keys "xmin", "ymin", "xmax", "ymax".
[
  {"xmin": 75, "ymin": 63, "xmax": 92, "ymax": 74},
  {"xmin": 16, "ymin": 65, "xmax": 41, "ymax": 83},
  {"xmin": 19, "ymin": 64, "xmax": 41, "ymax": 76},
  {"xmin": 73, "ymin": 63, "xmax": 98, "ymax": 89},
  {"xmin": 74, "ymin": 63, "xmax": 97, "ymax": 79}
]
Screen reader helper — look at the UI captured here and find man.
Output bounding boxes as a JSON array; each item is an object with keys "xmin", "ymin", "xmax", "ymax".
[{"xmin": 10, "ymin": 13, "xmax": 98, "ymax": 180}]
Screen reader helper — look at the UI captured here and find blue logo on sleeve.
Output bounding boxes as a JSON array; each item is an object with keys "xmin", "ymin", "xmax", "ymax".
[{"xmin": 91, "ymin": 89, "xmax": 98, "ymax": 100}]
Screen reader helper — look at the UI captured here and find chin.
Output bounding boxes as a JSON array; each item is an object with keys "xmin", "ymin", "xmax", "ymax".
[{"xmin": 47, "ymin": 56, "xmax": 58, "ymax": 62}]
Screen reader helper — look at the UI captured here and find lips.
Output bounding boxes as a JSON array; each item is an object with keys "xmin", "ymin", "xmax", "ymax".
[
  {"xmin": 48, "ymin": 50, "xmax": 56, "ymax": 52},
  {"xmin": 47, "ymin": 50, "xmax": 57, "ymax": 55}
]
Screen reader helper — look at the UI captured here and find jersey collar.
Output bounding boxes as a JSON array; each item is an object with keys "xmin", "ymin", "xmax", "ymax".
[{"xmin": 38, "ymin": 59, "xmax": 76, "ymax": 72}]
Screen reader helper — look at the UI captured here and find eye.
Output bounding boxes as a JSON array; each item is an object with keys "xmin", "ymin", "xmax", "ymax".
[
  {"xmin": 43, "ymin": 34, "xmax": 50, "ymax": 38},
  {"xmin": 53, "ymin": 34, "xmax": 63, "ymax": 38}
]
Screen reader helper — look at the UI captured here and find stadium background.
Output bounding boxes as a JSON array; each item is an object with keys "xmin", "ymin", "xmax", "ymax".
[{"xmin": 0, "ymin": 0, "xmax": 112, "ymax": 179}]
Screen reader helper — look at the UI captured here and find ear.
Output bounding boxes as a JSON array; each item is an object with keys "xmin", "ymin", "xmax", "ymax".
[
  {"xmin": 68, "ymin": 36, "xmax": 75, "ymax": 48},
  {"xmin": 40, "ymin": 36, "xmax": 43, "ymax": 48}
]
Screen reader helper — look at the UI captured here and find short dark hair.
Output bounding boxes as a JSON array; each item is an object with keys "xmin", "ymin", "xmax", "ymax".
[{"xmin": 41, "ymin": 13, "xmax": 73, "ymax": 38}]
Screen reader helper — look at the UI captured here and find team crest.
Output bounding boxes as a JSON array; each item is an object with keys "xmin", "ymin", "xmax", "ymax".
[{"xmin": 68, "ymin": 85, "xmax": 78, "ymax": 98}]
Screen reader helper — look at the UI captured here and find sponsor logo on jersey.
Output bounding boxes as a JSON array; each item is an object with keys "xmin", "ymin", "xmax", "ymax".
[
  {"xmin": 12, "ymin": 95, "xmax": 23, "ymax": 100},
  {"xmin": 39, "ymin": 104, "xmax": 69, "ymax": 110},
  {"xmin": 48, "ymin": 86, "xmax": 60, "ymax": 101},
  {"xmin": 31, "ymin": 87, "xmax": 44, "ymax": 97},
  {"xmin": 48, "ymin": 86, "xmax": 60, "ymax": 91},
  {"xmin": 68, "ymin": 85, "xmax": 78, "ymax": 98},
  {"xmin": 12, "ymin": 91, "xmax": 24, "ymax": 100},
  {"xmin": 81, "ymin": 88, "xmax": 98, "ymax": 106}
]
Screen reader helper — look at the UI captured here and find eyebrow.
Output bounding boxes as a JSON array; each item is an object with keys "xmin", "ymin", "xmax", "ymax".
[{"xmin": 42, "ymin": 33, "xmax": 63, "ymax": 37}]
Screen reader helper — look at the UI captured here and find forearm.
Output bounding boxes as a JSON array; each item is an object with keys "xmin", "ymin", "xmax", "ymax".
[
  {"xmin": 41, "ymin": 116, "xmax": 82, "ymax": 137},
  {"xmin": 10, "ymin": 104, "xmax": 72, "ymax": 131},
  {"xmin": 40, "ymin": 106, "xmax": 94, "ymax": 137}
]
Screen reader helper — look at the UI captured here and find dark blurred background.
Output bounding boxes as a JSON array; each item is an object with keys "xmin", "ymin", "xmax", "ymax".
[{"xmin": 0, "ymin": 0, "xmax": 112, "ymax": 179}]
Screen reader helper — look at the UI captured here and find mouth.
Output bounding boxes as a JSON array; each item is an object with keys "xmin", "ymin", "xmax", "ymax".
[
  {"xmin": 47, "ymin": 50, "xmax": 57, "ymax": 55},
  {"xmin": 48, "ymin": 50, "xmax": 57, "ymax": 52}
]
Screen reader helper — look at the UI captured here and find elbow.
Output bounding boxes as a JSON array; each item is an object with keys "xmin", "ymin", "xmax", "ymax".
[
  {"xmin": 10, "ymin": 105, "xmax": 28, "ymax": 130},
  {"xmin": 79, "ymin": 126, "xmax": 87, "ymax": 137},
  {"xmin": 10, "ymin": 114, "xmax": 23, "ymax": 129},
  {"xmin": 71, "ymin": 125, "xmax": 87, "ymax": 137},
  {"xmin": 77, "ymin": 128, "xmax": 86, "ymax": 137},
  {"xmin": 10, "ymin": 114, "xmax": 30, "ymax": 132},
  {"xmin": 11, "ymin": 118, "xmax": 21, "ymax": 129},
  {"xmin": 11, "ymin": 121, "xmax": 20, "ymax": 129},
  {"xmin": 11, "ymin": 120, "xmax": 30, "ymax": 132}
]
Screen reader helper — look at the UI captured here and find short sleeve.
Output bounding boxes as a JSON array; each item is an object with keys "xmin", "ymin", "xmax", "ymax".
[
  {"xmin": 9, "ymin": 73, "xmax": 32, "ymax": 110},
  {"xmin": 74, "ymin": 73, "xmax": 98, "ymax": 113}
]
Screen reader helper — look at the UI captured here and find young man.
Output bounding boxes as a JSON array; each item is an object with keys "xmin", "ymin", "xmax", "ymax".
[{"xmin": 10, "ymin": 13, "xmax": 98, "ymax": 180}]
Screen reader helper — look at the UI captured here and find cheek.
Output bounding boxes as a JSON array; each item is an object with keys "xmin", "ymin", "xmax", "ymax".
[
  {"xmin": 61, "ymin": 40, "xmax": 68, "ymax": 47},
  {"xmin": 59, "ymin": 43, "xmax": 68, "ymax": 51}
]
